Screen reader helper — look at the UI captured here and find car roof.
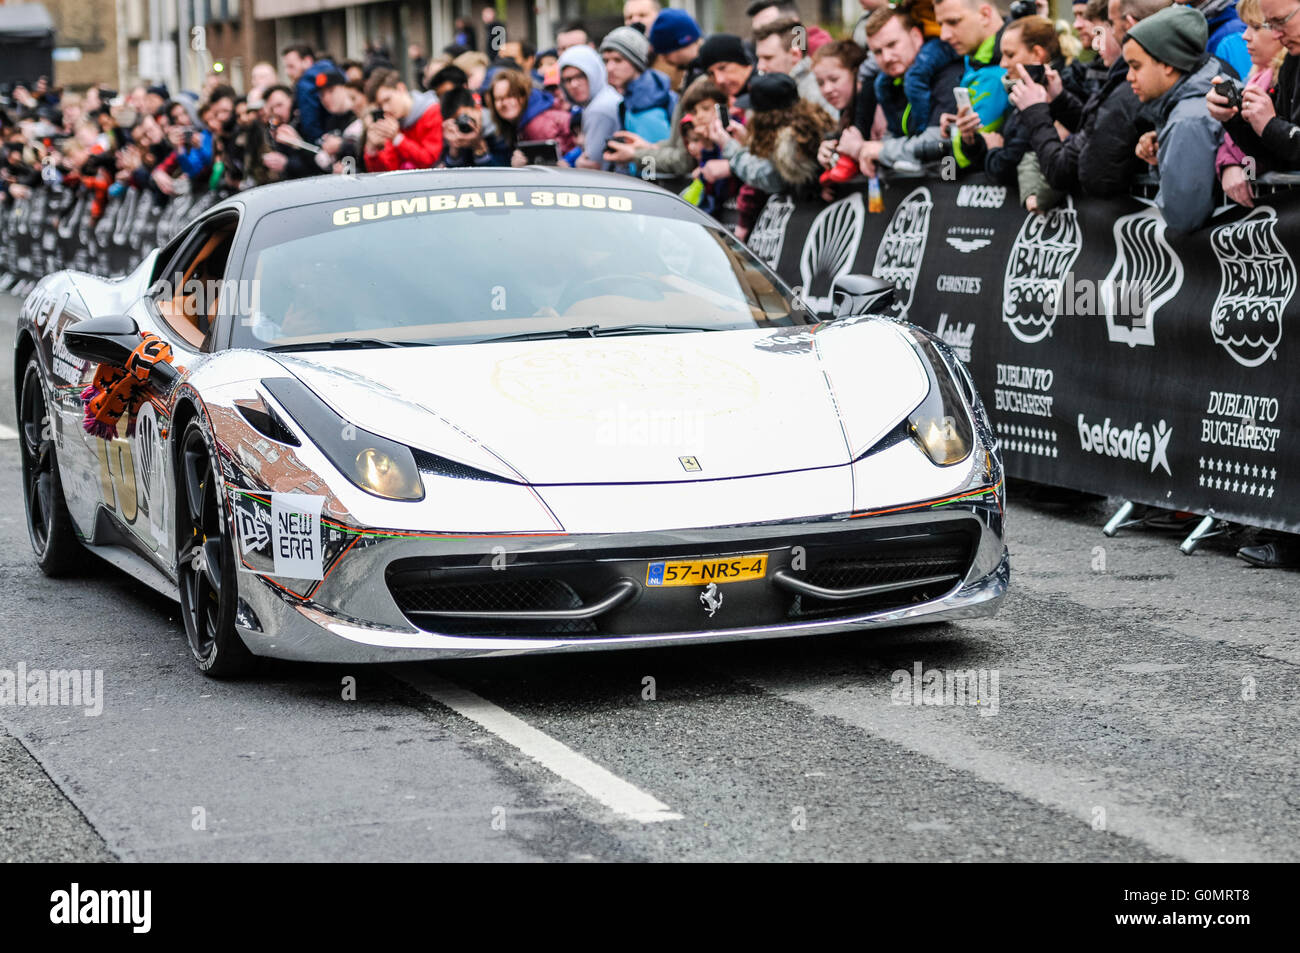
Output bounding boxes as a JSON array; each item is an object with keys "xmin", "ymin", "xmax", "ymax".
[{"xmin": 213, "ymin": 166, "xmax": 677, "ymax": 220}]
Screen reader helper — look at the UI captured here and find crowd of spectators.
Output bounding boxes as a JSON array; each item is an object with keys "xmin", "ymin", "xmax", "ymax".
[{"xmin": 5, "ymin": 0, "xmax": 1297, "ymax": 236}]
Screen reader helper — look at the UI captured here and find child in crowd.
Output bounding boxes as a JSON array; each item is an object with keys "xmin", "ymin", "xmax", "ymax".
[{"xmin": 680, "ymin": 116, "xmax": 729, "ymax": 215}]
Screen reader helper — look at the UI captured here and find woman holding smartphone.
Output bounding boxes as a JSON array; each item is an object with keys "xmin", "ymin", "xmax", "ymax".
[{"xmin": 486, "ymin": 68, "xmax": 575, "ymax": 167}]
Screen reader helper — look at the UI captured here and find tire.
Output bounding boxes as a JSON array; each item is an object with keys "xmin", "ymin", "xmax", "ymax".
[
  {"xmin": 18, "ymin": 356, "xmax": 82, "ymax": 575},
  {"xmin": 176, "ymin": 418, "xmax": 255, "ymax": 678}
]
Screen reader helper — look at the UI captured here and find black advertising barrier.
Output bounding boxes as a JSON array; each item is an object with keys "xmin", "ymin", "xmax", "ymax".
[
  {"xmin": 749, "ymin": 178, "xmax": 1299, "ymax": 533},
  {"xmin": 0, "ymin": 186, "xmax": 228, "ymax": 289}
]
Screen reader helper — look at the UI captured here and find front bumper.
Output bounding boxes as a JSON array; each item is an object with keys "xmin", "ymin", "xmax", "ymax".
[{"xmin": 233, "ymin": 494, "xmax": 1008, "ymax": 663}]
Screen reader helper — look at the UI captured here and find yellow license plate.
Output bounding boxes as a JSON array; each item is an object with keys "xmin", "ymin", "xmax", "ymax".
[{"xmin": 645, "ymin": 554, "xmax": 769, "ymax": 587}]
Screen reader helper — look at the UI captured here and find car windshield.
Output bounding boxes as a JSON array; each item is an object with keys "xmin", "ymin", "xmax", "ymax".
[{"xmin": 231, "ymin": 184, "xmax": 812, "ymax": 350}]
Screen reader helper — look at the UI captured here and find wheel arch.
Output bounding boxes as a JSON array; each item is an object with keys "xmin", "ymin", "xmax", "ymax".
[
  {"xmin": 170, "ymin": 395, "xmax": 202, "ymax": 462},
  {"xmin": 14, "ymin": 329, "xmax": 38, "ymax": 407}
]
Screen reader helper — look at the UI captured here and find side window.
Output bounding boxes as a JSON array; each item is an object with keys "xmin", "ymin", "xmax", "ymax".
[{"xmin": 152, "ymin": 215, "xmax": 238, "ymax": 350}]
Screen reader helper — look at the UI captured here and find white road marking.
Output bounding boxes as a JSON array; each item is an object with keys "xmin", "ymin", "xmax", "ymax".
[
  {"xmin": 0, "ymin": 423, "xmax": 19, "ymax": 440},
  {"xmin": 749, "ymin": 676, "xmax": 1268, "ymax": 862},
  {"xmin": 395, "ymin": 669, "xmax": 683, "ymax": 824}
]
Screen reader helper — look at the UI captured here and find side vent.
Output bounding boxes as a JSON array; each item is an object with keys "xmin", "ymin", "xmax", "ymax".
[{"xmin": 235, "ymin": 397, "xmax": 301, "ymax": 446}]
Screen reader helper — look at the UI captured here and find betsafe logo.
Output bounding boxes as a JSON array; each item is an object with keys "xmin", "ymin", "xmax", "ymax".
[{"xmin": 1077, "ymin": 414, "xmax": 1173, "ymax": 475}]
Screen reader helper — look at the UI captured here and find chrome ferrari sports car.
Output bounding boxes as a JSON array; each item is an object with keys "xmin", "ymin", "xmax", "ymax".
[{"xmin": 15, "ymin": 168, "xmax": 1007, "ymax": 676}]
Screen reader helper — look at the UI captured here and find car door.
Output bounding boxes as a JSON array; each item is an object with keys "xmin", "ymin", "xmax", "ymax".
[{"xmin": 97, "ymin": 210, "xmax": 241, "ymax": 567}]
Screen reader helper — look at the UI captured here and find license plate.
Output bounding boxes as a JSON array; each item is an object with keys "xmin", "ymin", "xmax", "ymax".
[{"xmin": 645, "ymin": 554, "xmax": 769, "ymax": 587}]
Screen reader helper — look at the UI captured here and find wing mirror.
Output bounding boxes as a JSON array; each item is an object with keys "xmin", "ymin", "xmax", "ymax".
[
  {"xmin": 63, "ymin": 315, "xmax": 179, "ymax": 387},
  {"xmin": 62, "ymin": 315, "xmax": 143, "ymax": 365},
  {"xmin": 830, "ymin": 275, "xmax": 898, "ymax": 319}
]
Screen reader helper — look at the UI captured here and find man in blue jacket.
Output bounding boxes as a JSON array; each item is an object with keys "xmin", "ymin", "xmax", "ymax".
[
  {"xmin": 281, "ymin": 42, "xmax": 337, "ymax": 143},
  {"xmin": 599, "ymin": 25, "xmax": 676, "ymax": 172}
]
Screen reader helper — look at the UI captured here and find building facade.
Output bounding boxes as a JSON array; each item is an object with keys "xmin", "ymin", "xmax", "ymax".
[{"xmin": 42, "ymin": 0, "xmax": 877, "ymax": 93}]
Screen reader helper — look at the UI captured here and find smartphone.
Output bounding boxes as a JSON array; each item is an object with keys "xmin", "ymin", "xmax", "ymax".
[
  {"xmin": 518, "ymin": 139, "xmax": 559, "ymax": 165},
  {"xmin": 369, "ymin": 107, "xmax": 384, "ymax": 122},
  {"xmin": 1023, "ymin": 64, "xmax": 1046, "ymax": 85},
  {"xmin": 950, "ymin": 87, "xmax": 970, "ymax": 142},
  {"xmin": 715, "ymin": 104, "xmax": 729, "ymax": 128}
]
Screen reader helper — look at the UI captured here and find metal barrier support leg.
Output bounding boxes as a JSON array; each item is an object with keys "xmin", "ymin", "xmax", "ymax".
[
  {"xmin": 1180, "ymin": 516, "xmax": 1225, "ymax": 556},
  {"xmin": 1103, "ymin": 501, "xmax": 1137, "ymax": 538}
]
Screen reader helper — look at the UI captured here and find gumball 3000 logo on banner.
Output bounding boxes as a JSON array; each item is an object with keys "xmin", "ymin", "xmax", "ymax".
[{"xmin": 754, "ymin": 179, "xmax": 1300, "ymax": 533}]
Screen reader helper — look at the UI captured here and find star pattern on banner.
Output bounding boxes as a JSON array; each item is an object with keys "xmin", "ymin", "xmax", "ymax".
[
  {"xmin": 1199, "ymin": 456, "xmax": 1278, "ymax": 497},
  {"xmin": 994, "ymin": 420, "xmax": 1059, "ymax": 457}
]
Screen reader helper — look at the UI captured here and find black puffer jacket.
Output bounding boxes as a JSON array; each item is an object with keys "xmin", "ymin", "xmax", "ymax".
[
  {"xmin": 1017, "ymin": 57, "xmax": 1144, "ymax": 196},
  {"xmin": 1222, "ymin": 53, "xmax": 1300, "ymax": 174}
]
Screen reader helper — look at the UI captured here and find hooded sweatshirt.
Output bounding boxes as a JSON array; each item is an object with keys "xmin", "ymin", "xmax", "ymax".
[
  {"xmin": 557, "ymin": 45, "xmax": 623, "ymax": 169},
  {"xmin": 1144, "ymin": 55, "xmax": 1225, "ymax": 233},
  {"xmin": 365, "ymin": 89, "xmax": 444, "ymax": 171}
]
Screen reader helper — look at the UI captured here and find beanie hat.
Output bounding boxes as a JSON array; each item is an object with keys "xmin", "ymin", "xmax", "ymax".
[
  {"xmin": 698, "ymin": 34, "xmax": 751, "ymax": 70},
  {"xmin": 1125, "ymin": 3, "xmax": 1208, "ymax": 74},
  {"xmin": 735, "ymin": 72, "xmax": 798, "ymax": 112},
  {"xmin": 649, "ymin": 9, "xmax": 703, "ymax": 56},
  {"xmin": 600, "ymin": 26, "xmax": 651, "ymax": 73}
]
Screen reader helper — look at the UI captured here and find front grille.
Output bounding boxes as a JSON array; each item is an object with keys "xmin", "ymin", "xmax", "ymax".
[
  {"xmin": 385, "ymin": 518, "xmax": 982, "ymax": 638},
  {"xmin": 388, "ymin": 575, "xmax": 597, "ymax": 635},
  {"xmin": 396, "ymin": 576, "xmax": 582, "ymax": 614},
  {"xmin": 789, "ymin": 535, "xmax": 971, "ymax": 619},
  {"xmin": 803, "ymin": 547, "xmax": 970, "ymax": 591}
]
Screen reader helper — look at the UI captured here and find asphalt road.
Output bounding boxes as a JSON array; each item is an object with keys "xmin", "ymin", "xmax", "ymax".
[{"xmin": 1, "ymin": 294, "xmax": 1296, "ymax": 863}]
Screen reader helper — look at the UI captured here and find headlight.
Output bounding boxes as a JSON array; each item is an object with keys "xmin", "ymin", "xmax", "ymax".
[
  {"xmin": 912, "ymin": 411, "xmax": 969, "ymax": 465},
  {"xmin": 906, "ymin": 332, "xmax": 974, "ymax": 467},
  {"xmin": 354, "ymin": 447, "xmax": 423, "ymax": 500},
  {"xmin": 261, "ymin": 377, "xmax": 425, "ymax": 501}
]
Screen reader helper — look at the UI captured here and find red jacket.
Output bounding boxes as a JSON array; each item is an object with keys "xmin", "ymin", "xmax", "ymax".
[{"xmin": 366, "ymin": 97, "xmax": 444, "ymax": 171}]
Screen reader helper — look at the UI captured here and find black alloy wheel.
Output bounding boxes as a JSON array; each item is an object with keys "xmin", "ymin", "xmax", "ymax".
[{"xmin": 177, "ymin": 418, "xmax": 254, "ymax": 677}]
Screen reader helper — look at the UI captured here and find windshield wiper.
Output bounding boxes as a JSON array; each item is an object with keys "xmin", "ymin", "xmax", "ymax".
[
  {"xmin": 589, "ymin": 324, "xmax": 723, "ymax": 336},
  {"xmin": 475, "ymin": 325, "xmax": 601, "ymax": 344},
  {"xmin": 264, "ymin": 338, "xmax": 432, "ymax": 352},
  {"xmin": 477, "ymin": 324, "xmax": 722, "ymax": 344}
]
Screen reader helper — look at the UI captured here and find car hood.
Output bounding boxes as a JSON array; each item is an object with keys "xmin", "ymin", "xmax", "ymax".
[{"xmin": 271, "ymin": 321, "xmax": 929, "ymax": 486}]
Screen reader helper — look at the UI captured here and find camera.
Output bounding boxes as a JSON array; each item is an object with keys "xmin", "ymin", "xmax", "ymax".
[
  {"xmin": 1009, "ymin": 0, "xmax": 1037, "ymax": 19},
  {"xmin": 914, "ymin": 136, "xmax": 952, "ymax": 163},
  {"xmin": 1215, "ymin": 75, "xmax": 1246, "ymax": 111},
  {"xmin": 455, "ymin": 114, "xmax": 476, "ymax": 134}
]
